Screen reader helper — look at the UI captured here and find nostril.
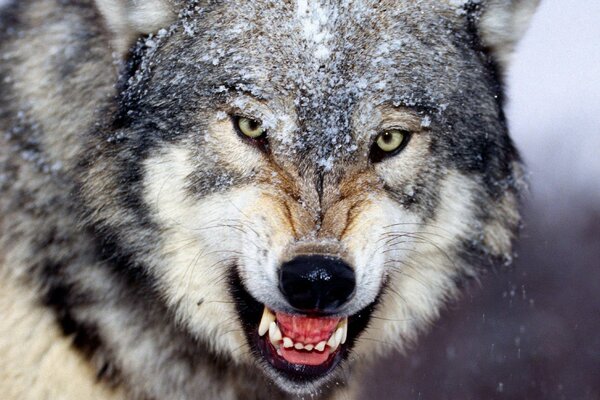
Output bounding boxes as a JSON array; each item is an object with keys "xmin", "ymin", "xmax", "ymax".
[{"xmin": 279, "ymin": 255, "xmax": 355, "ymax": 313}]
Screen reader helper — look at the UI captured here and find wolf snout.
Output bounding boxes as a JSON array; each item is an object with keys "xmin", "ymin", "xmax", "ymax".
[{"xmin": 278, "ymin": 255, "xmax": 355, "ymax": 314}]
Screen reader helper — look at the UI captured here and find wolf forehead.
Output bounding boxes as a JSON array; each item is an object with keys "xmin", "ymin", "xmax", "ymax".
[
  {"xmin": 134, "ymin": 0, "xmax": 499, "ymax": 120},
  {"xmin": 121, "ymin": 0, "xmax": 515, "ymax": 191}
]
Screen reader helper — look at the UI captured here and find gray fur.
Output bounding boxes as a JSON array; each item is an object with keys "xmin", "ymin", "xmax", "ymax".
[{"xmin": 0, "ymin": 0, "xmax": 537, "ymax": 399}]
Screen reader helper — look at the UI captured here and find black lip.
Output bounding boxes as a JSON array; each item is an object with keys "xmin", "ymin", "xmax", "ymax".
[{"xmin": 229, "ymin": 266, "xmax": 379, "ymax": 384}]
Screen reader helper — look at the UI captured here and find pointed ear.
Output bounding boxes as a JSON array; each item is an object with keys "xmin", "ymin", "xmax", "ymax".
[
  {"xmin": 477, "ymin": 0, "xmax": 540, "ymax": 70},
  {"xmin": 95, "ymin": 0, "xmax": 178, "ymax": 53}
]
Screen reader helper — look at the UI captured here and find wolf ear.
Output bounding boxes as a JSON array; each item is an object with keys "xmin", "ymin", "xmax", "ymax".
[
  {"xmin": 95, "ymin": 0, "xmax": 178, "ymax": 53},
  {"xmin": 475, "ymin": 0, "xmax": 540, "ymax": 69}
]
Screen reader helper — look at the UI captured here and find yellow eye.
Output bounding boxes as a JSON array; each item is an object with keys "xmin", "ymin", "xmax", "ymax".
[
  {"xmin": 376, "ymin": 129, "xmax": 406, "ymax": 152},
  {"xmin": 237, "ymin": 117, "xmax": 265, "ymax": 138}
]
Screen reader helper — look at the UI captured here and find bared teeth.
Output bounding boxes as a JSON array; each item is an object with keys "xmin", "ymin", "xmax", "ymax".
[
  {"xmin": 259, "ymin": 308, "xmax": 350, "ymax": 354},
  {"xmin": 268, "ymin": 321, "xmax": 282, "ymax": 346},
  {"xmin": 281, "ymin": 336, "xmax": 333, "ymax": 353},
  {"xmin": 315, "ymin": 341, "xmax": 326, "ymax": 352},
  {"xmin": 327, "ymin": 329, "xmax": 340, "ymax": 351},
  {"xmin": 327, "ymin": 318, "xmax": 348, "ymax": 352},
  {"xmin": 282, "ymin": 337, "xmax": 294, "ymax": 348},
  {"xmin": 258, "ymin": 307, "xmax": 275, "ymax": 337},
  {"xmin": 334, "ymin": 328, "xmax": 343, "ymax": 347},
  {"xmin": 335, "ymin": 328, "xmax": 344, "ymax": 346},
  {"xmin": 339, "ymin": 318, "xmax": 348, "ymax": 345}
]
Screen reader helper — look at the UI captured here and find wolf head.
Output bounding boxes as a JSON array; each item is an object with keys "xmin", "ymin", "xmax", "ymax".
[{"xmin": 83, "ymin": 0, "xmax": 537, "ymax": 395}]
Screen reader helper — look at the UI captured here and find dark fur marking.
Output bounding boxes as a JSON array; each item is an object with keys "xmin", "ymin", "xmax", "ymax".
[
  {"xmin": 281, "ymin": 200, "xmax": 299, "ymax": 239},
  {"xmin": 113, "ymin": 35, "xmax": 156, "ymax": 131},
  {"xmin": 383, "ymin": 164, "xmax": 441, "ymax": 221},
  {"xmin": 463, "ymin": 1, "xmax": 507, "ymax": 108},
  {"xmin": 0, "ymin": 0, "xmax": 22, "ymax": 38},
  {"xmin": 42, "ymin": 271, "xmax": 103, "ymax": 357},
  {"xmin": 455, "ymin": 1, "xmax": 522, "ymax": 198}
]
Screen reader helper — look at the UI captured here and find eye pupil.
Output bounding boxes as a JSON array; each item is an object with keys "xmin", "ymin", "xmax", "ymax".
[{"xmin": 381, "ymin": 132, "xmax": 393, "ymax": 144}]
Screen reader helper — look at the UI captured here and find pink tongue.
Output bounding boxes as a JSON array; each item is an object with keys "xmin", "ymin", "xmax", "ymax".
[{"xmin": 280, "ymin": 347, "xmax": 330, "ymax": 366}]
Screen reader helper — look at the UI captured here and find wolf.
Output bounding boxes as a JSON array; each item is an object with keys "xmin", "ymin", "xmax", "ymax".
[{"xmin": 0, "ymin": 0, "xmax": 538, "ymax": 399}]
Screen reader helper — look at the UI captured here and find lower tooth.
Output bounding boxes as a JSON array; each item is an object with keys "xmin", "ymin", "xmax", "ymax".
[
  {"xmin": 304, "ymin": 344, "xmax": 314, "ymax": 351},
  {"xmin": 315, "ymin": 341, "xmax": 326, "ymax": 352},
  {"xmin": 283, "ymin": 338, "xmax": 293, "ymax": 348},
  {"xmin": 294, "ymin": 342, "xmax": 304, "ymax": 350}
]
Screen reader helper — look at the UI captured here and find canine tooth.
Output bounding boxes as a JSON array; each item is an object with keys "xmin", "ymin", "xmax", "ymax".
[
  {"xmin": 304, "ymin": 344, "xmax": 314, "ymax": 351},
  {"xmin": 269, "ymin": 322, "xmax": 282, "ymax": 341},
  {"xmin": 274, "ymin": 329, "xmax": 283, "ymax": 342},
  {"xmin": 340, "ymin": 318, "xmax": 348, "ymax": 345},
  {"xmin": 283, "ymin": 337, "xmax": 294, "ymax": 348},
  {"xmin": 334, "ymin": 327, "xmax": 343, "ymax": 347},
  {"xmin": 269, "ymin": 322, "xmax": 282, "ymax": 345},
  {"xmin": 315, "ymin": 341, "xmax": 326, "ymax": 352},
  {"xmin": 327, "ymin": 332, "xmax": 339, "ymax": 349},
  {"xmin": 294, "ymin": 342, "xmax": 304, "ymax": 350},
  {"xmin": 258, "ymin": 307, "xmax": 275, "ymax": 337}
]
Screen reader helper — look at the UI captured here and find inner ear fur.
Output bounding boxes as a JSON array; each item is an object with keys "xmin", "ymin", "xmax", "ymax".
[{"xmin": 95, "ymin": 0, "xmax": 179, "ymax": 54}]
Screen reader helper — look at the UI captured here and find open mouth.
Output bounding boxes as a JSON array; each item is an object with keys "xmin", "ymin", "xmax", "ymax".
[
  {"xmin": 256, "ymin": 307, "xmax": 348, "ymax": 378},
  {"xmin": 230, "ymin": 267, "xmax": 378, "ymax": 384}
]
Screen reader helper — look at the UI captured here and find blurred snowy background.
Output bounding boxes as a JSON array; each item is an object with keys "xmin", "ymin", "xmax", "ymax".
[
  {"xmin": 1, "ymin": 0, "xmax": 597, "ymax": 398},
  {"xmin": 363, "ymin": 1, "xmax": 600, "ymax": 399}
]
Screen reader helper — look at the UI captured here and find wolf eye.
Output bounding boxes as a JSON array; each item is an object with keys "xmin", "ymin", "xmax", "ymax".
[
  {"xmin": 376, "ymin": 130, "xmax": 405, "ymax": 152},
  {"xmin": 236, "ymin": 117, "xmax": 266, "ymax": 139},
  {"xmin": 370, "ymin": 129, "xmax": 411, "ymax": 163}
]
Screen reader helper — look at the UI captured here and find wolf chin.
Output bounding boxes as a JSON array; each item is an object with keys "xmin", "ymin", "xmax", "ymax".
[{"xmin": 0, "ymin": 1, "xmax": 538, "ymax": 399}]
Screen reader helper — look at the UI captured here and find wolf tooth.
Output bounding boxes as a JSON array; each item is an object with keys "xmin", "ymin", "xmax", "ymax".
[{"xmin": 0, "ymin": 0, "xmax": 538, "ymax": 399}]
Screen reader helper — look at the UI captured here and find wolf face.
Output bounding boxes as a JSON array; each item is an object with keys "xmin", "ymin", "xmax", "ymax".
[{"xmin": 0, "ymin": 0, "xmax": 538, "ymax": 398}]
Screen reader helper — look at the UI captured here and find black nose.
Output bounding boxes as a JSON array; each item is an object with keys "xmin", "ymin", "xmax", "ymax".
[{"xmin": 279, "ymin": 255, "xmax": 355, "ymax": 313}]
